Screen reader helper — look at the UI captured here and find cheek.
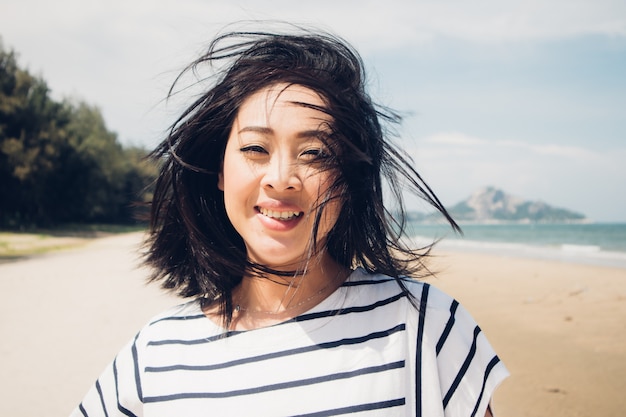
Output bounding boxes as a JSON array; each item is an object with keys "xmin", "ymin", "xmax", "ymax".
[
  {"xmin": 220, "ymin": 156, "xmax": 248, "ymax": 193},
  {"xmin": 220, "ymin": 163, "xmax": 260, "ymax": 214},
  {"xmin": 312, "ymin": 175, "xmax": 343, "ymax": 228},
  {"xmin": 323, "ymin": 197, "xmax": 343, "ymax": 226}
]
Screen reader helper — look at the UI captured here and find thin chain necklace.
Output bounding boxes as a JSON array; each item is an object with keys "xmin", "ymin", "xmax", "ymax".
[{"xmin": 234, "ymin": 269, "xmax": 348, "ymax": 315}]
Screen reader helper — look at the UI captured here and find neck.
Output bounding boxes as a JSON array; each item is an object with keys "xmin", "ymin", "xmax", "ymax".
[{"xmin": 230, "ymin": 254, "xmax": 349, "ymax": 329}]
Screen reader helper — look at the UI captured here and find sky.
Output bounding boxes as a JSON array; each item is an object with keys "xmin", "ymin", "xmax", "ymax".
[{"xmin": 1, "ymin": 0, "xmax": 625, "ymax": 221}]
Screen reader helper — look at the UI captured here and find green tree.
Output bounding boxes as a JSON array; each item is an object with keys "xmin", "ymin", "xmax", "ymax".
[
  {"xmin": 0, "ymin": 40, "xmax": 156, "ymax": 228},
  {"xmin": 0, "ymin": 42, "xmax": 74, "ymax": 226}
]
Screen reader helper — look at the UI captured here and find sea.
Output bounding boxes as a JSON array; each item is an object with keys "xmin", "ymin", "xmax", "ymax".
[{"xmin": 405, "ymin": 222, "xmax": 626, "ymax": 269}]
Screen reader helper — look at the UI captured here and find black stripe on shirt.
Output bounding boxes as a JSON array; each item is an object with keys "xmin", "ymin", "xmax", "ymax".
[
  {"xmin": 143, "ymin": 360, "xmax": 405, "ymax": 403},
  {"xmin": 146, "ymin": 324, "xmax": 406, "ymax": 373},
  {"xmin": 470, "ymin": 355, "xmax": 502, "ymax": 417},
  {"xmin": 147, "ymin": 331, "xmax": 232, "ymax": 347},
  {"xmin": 130, "ymin": 334, "xmax": 143, "ymax": 402},
  {"xmin": 95, "ymin": 380, "xmax": 109, "ymax": 417},
  {"xmin": 436, "ymin": 299, "xmax": 460, "ymax": 355},
  {"xmin": 147, "ymin": 277, "xmax": 395, "ymax": 326},
  {"xmin": 415, "ymin": 283, "xmax": 430, "ymax": 417},
  {"xmin": 149, "ymin": 312, "xmax": 207, "ymax": 326},
  {"xmin": 291, "ymin": 398, "xmax": 406, "ymax": 417},
  {"xmin": 442, "ymin": 325, "xmax": 482, "ymax": 408},
  {"xmin": 112, "ymin": 358, "xmax": 139, "ymax": 417},
  {"xmin": 341, "ymin": 278, "xmax": 395, "ymax": 287},
  {"xmin": 148, "ymin": 291, "xmax": 407, "ymax": 347},
  {"xmin": 294, "ymin": 291, "xmax": 406, "ymax": 321}
]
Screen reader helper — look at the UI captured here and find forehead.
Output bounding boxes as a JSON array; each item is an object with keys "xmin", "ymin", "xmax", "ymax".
[{"xmin": 235, "ymin": 84, "xmax": 332, "ymax": 127}]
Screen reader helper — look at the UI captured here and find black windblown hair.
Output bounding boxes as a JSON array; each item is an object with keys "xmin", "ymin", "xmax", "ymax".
[{"xmin": 145, "ymin": 26, "xmax": 460, "ymax": 323}]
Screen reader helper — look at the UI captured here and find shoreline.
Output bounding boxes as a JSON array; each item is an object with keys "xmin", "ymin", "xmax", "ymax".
[
  {"xmin": 407, "ymin": 222, "xmax": 626, "ymax": 270},
  {"xmin": 1, "ymin": 232, "xmax": 625, "ymax": 416},
  {"xmin": 431, "ymin": 238, "xmax": 626, "ymax": 270}
]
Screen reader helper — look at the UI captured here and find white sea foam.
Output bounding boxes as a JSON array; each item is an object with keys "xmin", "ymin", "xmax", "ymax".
[
  {"xmin": 560, "ymin": 244, "xmax": 601, "ymax": 253},
  {"xmin": 406, "ymin": 234, "xmax": 626, "ymax": 269}
]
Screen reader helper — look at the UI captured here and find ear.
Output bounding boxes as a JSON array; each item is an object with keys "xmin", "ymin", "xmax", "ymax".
[{"xmin": 217, "ymin": 164, "xmax": 224, "ymax": 191}]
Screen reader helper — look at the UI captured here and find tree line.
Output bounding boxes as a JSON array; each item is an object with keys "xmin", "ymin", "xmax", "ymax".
[{"xmin": 0, "ymin": 40, "xmax": 158, "ymax": 229}]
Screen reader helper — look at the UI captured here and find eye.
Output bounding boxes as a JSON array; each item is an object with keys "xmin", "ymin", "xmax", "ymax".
[
  {"xmin": 300, "ymin": 148, "xmax": 330, "ymax": 160},
  {"xmin": 240, "ymin": 145, "xmax": 267, "ymax": 155}
]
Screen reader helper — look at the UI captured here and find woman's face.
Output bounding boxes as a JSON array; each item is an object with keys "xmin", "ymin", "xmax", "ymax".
[{"xmin": 218, "ymin": 84, "xmax": 341, "ymax": 269}]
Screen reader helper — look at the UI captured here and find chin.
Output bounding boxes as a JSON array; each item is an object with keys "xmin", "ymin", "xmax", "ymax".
[{"xmin": 249, "ymin": 249, "xmax": 306, "ymax": 269}]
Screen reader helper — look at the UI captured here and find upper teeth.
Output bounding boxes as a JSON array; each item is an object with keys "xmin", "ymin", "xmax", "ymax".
[{"xmin": 259, "ymin": 207, "xmax": 302, "ymax": 220}]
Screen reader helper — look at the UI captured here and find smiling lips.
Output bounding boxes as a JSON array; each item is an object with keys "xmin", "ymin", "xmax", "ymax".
[{"xmin": 258, "ymin": 207, "xmax": 303, "ymax": 221}]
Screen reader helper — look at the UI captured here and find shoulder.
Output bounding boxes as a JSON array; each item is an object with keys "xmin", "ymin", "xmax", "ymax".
[
  {"xmin": 347, "ymin": 268, "xmax": 458, "ymax": 316},
  {"xmin": 348, "ymin": 269, "xmax": 497, "ymax": 356},
  {"xmin": 146, "ymin": 298, "xmax": 206, "ymax": 325},
  {"xmin": 352, "ymin": 271, "xmax": 509, "ymax": 415},
  {"xmin": 132, "ymin": 299, "xmax": 221, "ymax": 348},
  {"xmin": 344, "ymin": 269, "xmax": 466, "ymax": 342},
  {"xmin": 395, "ymin": 275, "xmax": 486, "ymax": 350}
]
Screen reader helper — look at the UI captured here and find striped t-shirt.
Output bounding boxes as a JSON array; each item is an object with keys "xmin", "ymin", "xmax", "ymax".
[{"xmin": 73, "ymin": 268, "xmax": 508, "ymax": 416}]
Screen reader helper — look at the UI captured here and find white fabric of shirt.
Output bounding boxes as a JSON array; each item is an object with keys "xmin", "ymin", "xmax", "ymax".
[{"xmin": 72, "ymin": 268, "xmax": 509, "ymax": 417}]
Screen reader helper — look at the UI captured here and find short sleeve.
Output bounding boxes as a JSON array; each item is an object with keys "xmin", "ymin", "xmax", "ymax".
[
  {"xmin": 69, "ymin": 333, "xmax": 145, "ymax": 417},
  {"xmin": 421, "ymin": 284, "xmax": 509, "ymax": 417}
]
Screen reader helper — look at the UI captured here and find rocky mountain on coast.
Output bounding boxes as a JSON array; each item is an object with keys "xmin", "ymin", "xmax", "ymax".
[
  {"xmin": 447, "ymin": 187, "xmax": 586, "ymax": 223},
  {"xmin": 408, "ymin": 186, "xmax": 587, "ymax": 223}
]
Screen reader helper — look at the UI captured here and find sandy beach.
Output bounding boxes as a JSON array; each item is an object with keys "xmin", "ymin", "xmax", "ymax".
[
  {"xmin": 429, "ymin": 251, "xmax": 626, "ymax": 417},
  {"xmin": 1, "ymin": 232, "xmax": 624, "ymax": 416}
]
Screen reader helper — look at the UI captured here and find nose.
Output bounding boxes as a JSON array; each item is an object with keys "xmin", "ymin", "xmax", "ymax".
[{"xmin": 261, "ymin": 153, "xmax": 302, "ymax": 191}]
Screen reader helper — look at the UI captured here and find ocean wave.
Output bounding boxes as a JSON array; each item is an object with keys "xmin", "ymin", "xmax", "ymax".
[
  {"xmin": 560, "ymin": 244, "xmax": 601, "ymax": 253},
  {"xmin": 405, "ymin": 234, "xmax": 626, "ymax": 269}
]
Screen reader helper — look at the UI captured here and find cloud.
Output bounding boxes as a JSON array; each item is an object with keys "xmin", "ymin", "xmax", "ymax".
[
  {"xmin": 1, "ymin": 0, "xmax": 624, "ymax": 220},
  {"xmin": 425, "ymin": 132, "xmax": 490, "ymax": 147},
  {"xmin": 197, "ymin": 0, "xmax": 626, "ymax": 46},
  {"xmin": 407, "ymin": 131, "xmax": 626, "ymax": 220},
  {"xmin": 402, "ymin": 0, "xmax": 626, "ymax": 42},
  {"xmin": 423, "ymin": 132, "xmax": 600, "ymax": 161},
  {"xmin": 160, "ymin": 0, "xmax": 626, "ymax": 47},
  {"xmin": 3, "ymin": 1, "xmax": 626, "ymax": 54},
  {"xmin": 522, "ymin": 143, "xmax": 599, "ymax": 159}
]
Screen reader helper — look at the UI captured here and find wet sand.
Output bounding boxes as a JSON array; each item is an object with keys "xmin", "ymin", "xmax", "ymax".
[{"xmin": 1, "ymin": 232, "xmax": 624, "ymax": 416}]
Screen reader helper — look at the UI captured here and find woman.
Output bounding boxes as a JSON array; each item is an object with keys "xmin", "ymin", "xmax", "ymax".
[{"xmin": 73, "ymin": 27, "xmax": 508, "ymax": 416}]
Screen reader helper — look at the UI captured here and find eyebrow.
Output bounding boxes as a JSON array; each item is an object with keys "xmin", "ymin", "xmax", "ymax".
[{"xmin": 237, "ymin": 126, "xmax": 330, "ymax": 139}]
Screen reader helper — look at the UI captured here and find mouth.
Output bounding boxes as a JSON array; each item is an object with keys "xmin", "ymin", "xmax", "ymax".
[{"xmin": 257, "ymin": 207, "xmax": 303, "ymax": 221}]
